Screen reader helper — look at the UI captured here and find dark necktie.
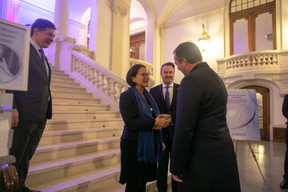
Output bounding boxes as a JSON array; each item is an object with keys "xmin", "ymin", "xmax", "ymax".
[
  {"xmin": 39, "ymin": 49, "xmax": 48, "ymax": 77},
  {"xmin": 165, "ymin": 86, "xmax": 170, "ymax": 108},
  {"xmin": 39, "ymin": 49, "xmax": 45, "ymax": 64}
]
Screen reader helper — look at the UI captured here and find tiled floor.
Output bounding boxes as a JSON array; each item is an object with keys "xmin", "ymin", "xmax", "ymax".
[
  {"xmin": 167, "ymin": 140, "xmax": 288, "ymax": 192},
  {"xmin": 237, "ymin": 140, "xmax": 286, "ymax": 192}
]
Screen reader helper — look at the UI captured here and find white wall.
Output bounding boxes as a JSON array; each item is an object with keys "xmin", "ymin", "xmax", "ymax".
[
  {"xmin": 163, "ymin": 9, "xmax": 225, "ymax": 84},
  {"xmin": 68, "ymin": 19, "xmax": 86, "ymax": 45},
  {"xmin": 12, "ymin": 0, "xmax": 54, "ymax": 26}
]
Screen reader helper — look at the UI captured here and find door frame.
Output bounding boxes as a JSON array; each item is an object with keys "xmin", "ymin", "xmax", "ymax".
[{"xmin": 242, "ymin": 85, "xmax": 270, "ymax": 140}]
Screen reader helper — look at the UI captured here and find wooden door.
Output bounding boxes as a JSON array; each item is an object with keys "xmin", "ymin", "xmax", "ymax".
[
  {"xmin": 130, "ymin": 32, "xmax": 145, "ymax": 59},
  {"xmin": 242, "ymin": 86, "xmax": 270, "ymax": 140}
]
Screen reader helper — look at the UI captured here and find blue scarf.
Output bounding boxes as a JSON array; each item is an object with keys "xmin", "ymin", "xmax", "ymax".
[{"xmin": 130, "ymin": 87, "xmax": 163, "ymax": 163}]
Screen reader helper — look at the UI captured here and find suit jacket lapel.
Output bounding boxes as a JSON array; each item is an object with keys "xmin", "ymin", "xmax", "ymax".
[{"xmin": 30, "ymin": 44, "xmax": 49, "ymax": 81}]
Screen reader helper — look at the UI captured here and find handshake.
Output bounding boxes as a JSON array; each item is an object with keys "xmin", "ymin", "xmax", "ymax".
[{"xmin": 153, "ymin": 114, "xmax": 172, "ymax": 130}]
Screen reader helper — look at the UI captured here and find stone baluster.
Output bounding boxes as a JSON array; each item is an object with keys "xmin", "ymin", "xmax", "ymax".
[
  {"xmin": 103, "ymin": 76, "xmax": 110, "ymax": 93},
  {"xmin": 109, "ymin": 81, "xmax": 117, "ymax": 99},
  {"xmin": 98, "ymin": 73, "xmax": 105, "ymax": 89},
  {"xmin": 116, "ymin": 84, "xmax": 124, "ymax": 101},
  {"xmin": 88, "ymin": 67, "xmax": 95, "ymax": 82},
  {"xmin": 251, "ymin": 55, "xmax": 256, "ymax": 66},
  {"xmin": 93, "ymin": 70, "xmax": 100, "ymax": 86}
]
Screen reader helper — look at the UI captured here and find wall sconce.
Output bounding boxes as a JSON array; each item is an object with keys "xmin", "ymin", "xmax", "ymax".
[{"xmin": 198, "ymin": 24, "xmax": 210, "ymax": 52}]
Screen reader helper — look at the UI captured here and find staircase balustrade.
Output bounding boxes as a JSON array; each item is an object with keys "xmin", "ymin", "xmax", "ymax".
[
  {"xmin": 216, "ymin": 50, "xmax": 288, "ymax": 91},
  {"xmin": 217, "ymin": 50, "xmax": 283, "ymax": 76},
  {"xmin": 71, "ymin": 51, "xmax": 129, "ymax": 110}
]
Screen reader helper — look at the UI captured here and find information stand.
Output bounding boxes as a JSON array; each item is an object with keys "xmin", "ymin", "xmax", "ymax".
[
  {"xmin": 0, "ymin": 19, "xmax": 30, "ymax": 192},
  {"xmin": 227, "ymin": 89, "xmax": 264, "ymax": 182}
]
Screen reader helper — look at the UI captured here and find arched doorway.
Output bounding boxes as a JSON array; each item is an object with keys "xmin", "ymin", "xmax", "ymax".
[{"xmin": 242, "ymin": 85, "xmax": 270, "ymax": 140}]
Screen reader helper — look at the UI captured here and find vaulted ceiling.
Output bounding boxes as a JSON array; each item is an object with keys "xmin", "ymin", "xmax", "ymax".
[{"xmin": 68, "ymin": 0, "xmax": 226, "ymax": 25}]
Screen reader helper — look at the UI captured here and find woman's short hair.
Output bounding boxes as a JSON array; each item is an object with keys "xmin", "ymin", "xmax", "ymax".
[
  {"xmin": 126, "ymin": 64, "xmax": 146, "ymax": 87},
  {"xmin": 173, "ymin": 42, "xmax": 202, "ymax": 64}
]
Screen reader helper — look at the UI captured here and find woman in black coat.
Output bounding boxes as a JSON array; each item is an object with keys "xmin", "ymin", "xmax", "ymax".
[{"xmin": 119, "ymin": 64, "xmax": 171, "ymax": 192}]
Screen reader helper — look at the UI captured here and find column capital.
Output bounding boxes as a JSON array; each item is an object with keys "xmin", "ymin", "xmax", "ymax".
[{"xmin": 111, "ymin": 0, "xmax": 129, "ymax": 17}]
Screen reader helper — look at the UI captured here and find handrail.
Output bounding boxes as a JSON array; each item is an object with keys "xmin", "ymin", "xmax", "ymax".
[
  {"xmin": 217, "ymin": 50, "xmax": 282, "ymax": 76},
  {"xmin": 71, "ymin": 51, "xmax": 129, "ymax": 110},
  {"xmin": 129, "ymin": 58, "xmax": 154, "ymax": 78}
]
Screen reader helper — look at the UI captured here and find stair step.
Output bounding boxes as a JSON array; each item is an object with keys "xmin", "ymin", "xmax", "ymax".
[
  {"xmin": 51, "ymin": 85, "xmax": 86, "ymax": 93},
  {"xmin": 33, "ymin": 137, "xmax": 121, "ymax": 164},
  {"xmin": 51, "ymin": 72, "xmax": 70, "ymax": 78},
  {"xmin": 35, "ymin": 166, "xmax": 121, "ymax": 192},
  {"xmin": 52, "ymin": 76, "xmax": 75, "ymax": 83},
  {"xmin": 52, "ymin": 111, "xmax": 120, "ymax": 120},
  {"xmin": 38, "ymin": 126, "xmax": 122, "ymax": 146},
  {"xmin": 53, "ymin": 96, "xmax": 101, "ymax": 104},
  {"xmin": 26, "ymin": 150, "xmax": 121, "ymax": 189},
  {"xmin": 51, "ymin": 81, "xmax": 80, "ymax": 87},
  {"xmin": 52, "ymin": 91, "xmax": 94, "ymax": 99},
  {"xmin": 53, "ymin": 103, "xmax": 110, "ymax": 111},
  {"xmin": 45, "ymin": 118, "xmax": 123, "ymax": 131}
]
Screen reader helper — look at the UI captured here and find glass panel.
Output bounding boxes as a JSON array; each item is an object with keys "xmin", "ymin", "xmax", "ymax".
[
  {"xmin": 231, "ymin": 7, "xmax": 236, "ymax": 13},
  {"xmin": 237, "ymin": 5, "xmax": 242, "ymax": 11},
  {"xmin": 256, "ymin": 93, "xmax": 263, "ymax": 130},
  {"xmin": 255, "ymin": 0, "xmax": 260, "ymax": 6},
  {"xmin": 261, "ymin": 0, "xmax": 266, "ymax": 4},
  {"xmin": 248, "ymin": 1, "xmax": 253, "ymax": 8},
  {"xmin": 256, "ymin": 12, "xmax": 273, "ymax": 51},
  {"xmin": 243, "ymin": 4, "xmax": 247, "ymax": 10},
  {"xmin": 234, "ymin": 19, "xmax": 249, "ymax": 54},
  {"xmin": 130, "ymin": 45, "xmax": 136, "ymax": 58},
  {"xmin": 139, "ymin": 43, "xmax": 145, "ymax": 60},
  {"xmin": 231, "ymin": 0, "xmax": 236, "ymax": 6}
]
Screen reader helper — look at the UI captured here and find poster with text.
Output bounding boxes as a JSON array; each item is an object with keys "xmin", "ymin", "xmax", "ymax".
[
  {"xmin": 227, "ymin": 89, "xmax": 260, "ymax": 140},
  {"xmin": 0, "ymin": 19, "xmax": 30, "ymax": 91}
]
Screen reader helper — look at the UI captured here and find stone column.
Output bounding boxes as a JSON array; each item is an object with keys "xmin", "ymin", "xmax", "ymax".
[
  {"xmin": 111, "ymin": 0, "xmax": 131, "ymax": 78},
  {"xmin": 49, "ymin": 0, "xmax": 70, "ymax": 69},
  {"xmin": 54, "ymin": 0, "xmax": 69, "ymax": 36}
]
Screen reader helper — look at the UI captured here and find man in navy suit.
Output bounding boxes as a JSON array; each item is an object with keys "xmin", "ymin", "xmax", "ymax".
[
  {"xmin": 10, "ymin": 18, "xmax": 56, "ymax": 192},
  {"xmin": 150, "ymin": 62, "xmax": 180, "ymax": 192},
  {"xmin": 170, "ymin": 42, "xmax": 240, "ymax": 192}
]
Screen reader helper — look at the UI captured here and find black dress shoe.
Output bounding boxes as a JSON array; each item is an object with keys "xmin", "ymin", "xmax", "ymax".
[{"xmin": 280, "ymin": 179, "xmax": 288, "ymax": 189}]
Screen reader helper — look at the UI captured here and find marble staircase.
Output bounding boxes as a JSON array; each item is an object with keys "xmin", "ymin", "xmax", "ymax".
[{"xmin": 25, "ymin": 67, "xmax": 125, "ymax": 192}]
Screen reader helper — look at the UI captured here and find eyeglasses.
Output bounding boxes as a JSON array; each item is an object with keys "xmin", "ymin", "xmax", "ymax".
[
  {"xmin": 137, "ymin": 73, "xmax": 151, "ymax": 77},
  {"xmin": 45, "ymin": 32, "xmax": 55, "ymax": 38}
]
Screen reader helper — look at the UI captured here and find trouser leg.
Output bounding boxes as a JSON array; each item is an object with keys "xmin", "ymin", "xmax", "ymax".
[
  {"xmin": 284, "ymin": 126, "xmax": 288, "ymax": 179},
  {"xmin": 157, "ymin": 144, "xmax": 170, "ymax": 192},
  {"xmin": 10, "ymin": 121, "xmax": 46, "ymax": 186}
]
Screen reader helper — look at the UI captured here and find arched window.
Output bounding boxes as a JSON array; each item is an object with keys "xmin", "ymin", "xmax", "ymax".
[{"xmin": 229, "ymin": 0, "xmax": 275, "ymax": 55}]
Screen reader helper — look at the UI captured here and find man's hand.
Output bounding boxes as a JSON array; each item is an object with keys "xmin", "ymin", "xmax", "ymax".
[
  {"xmin": 11, "ymin": 109, "xmax": 19, "ymax": 127},
  {"xmin": 172, "ymin": 174, "xmax": 183, "ymax": 183}
]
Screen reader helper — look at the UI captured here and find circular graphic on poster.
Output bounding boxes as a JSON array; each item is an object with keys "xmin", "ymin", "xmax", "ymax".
[
  {"xmin": 0, "ymin": 44, "xmax": 21, "ymax": 83},
  {"xmin": 227, "ymin": 104, "xmax": 256, "ymax": 129}
]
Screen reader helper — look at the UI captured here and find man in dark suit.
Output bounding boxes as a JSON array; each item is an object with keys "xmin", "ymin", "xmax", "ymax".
[
  {"xmin": 10, "ymin": 18, "xmax": 56, "ymax": 192},
  {"xmin": 280, "ymin": 94, "xmax": 288, "ymax": 189},
  {"xmin": 170, "ymin": 42, "xmax": 241, "ymax": 192},
  {"xmin": 150, "ymin": 62, "xmax": 179, "ymax": 192}
]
